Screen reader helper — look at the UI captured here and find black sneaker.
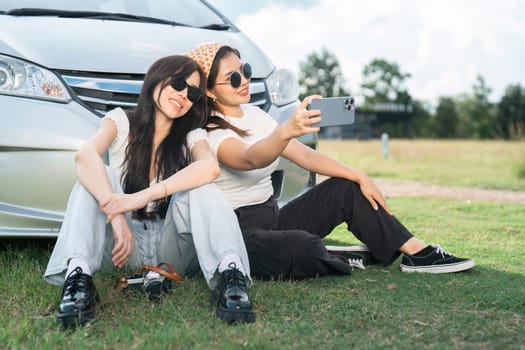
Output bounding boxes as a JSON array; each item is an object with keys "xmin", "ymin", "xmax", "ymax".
[
  {"xmin": 325, "ymin": 245, "xmax": 380, "ymax": 266},
  {"xmin": 212, "ymin": 263, "xmax": 256, "ymax": 324},
  {"xmin": 143, "ymin": 271, "xmax": 171, "ymax": 303},
  {"xmin": 400, "ymin": 244, "xmax": 475, "ymax": 273},
  {"xmin": 56, "ymin": 267, "xmax": 99, "ymax": 327}
]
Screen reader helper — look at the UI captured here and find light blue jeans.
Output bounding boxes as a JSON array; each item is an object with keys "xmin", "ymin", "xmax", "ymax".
[{"xmin": 44, "ymin": 167, "xmax": 250, "ymax": 289}]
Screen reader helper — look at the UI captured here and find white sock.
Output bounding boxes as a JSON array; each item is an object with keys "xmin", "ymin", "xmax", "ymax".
[
  {"xmin": 218, "ymin": 253, "xmax": 246, "ymax": 274},
  {"xmin": 66, "ymin": 257, "xmax": 91, "ymax": 276}
]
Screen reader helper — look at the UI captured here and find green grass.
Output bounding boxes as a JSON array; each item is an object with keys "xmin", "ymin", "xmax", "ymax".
[
  {"xmin": 319, "ymin": 139, "xmax": 525, "ymax": 190},
  {"xmin": 1, "ymin": 140, "xmax": 524, "ymax": 349}
]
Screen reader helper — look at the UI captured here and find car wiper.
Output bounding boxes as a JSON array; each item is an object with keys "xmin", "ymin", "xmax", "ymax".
[
  {"xmin": 199, "ymin": 23, "xmax": 231, "ymax": 31},
  {"xmin": 6, "ymin": 8, "xmax": 190, "ymax": 27}
]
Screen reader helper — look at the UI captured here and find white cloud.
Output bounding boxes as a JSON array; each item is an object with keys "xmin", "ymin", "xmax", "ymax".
[{"xmin": 231, "ymin": 0, "xmax": 525, "ymax": 104}]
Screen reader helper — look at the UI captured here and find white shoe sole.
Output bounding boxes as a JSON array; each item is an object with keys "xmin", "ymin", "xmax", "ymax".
[
  {"xmin": 325, "ymin": 245, "xmax": 370, "ymax": 252},
  {"xmin": 400, "ymin": 259, "xmax": 475, "ymax": 273}
]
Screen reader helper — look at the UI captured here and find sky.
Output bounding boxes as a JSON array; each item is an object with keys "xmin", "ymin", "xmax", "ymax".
[{"xmin": 208, "ymin": 0, "xmax": 525, "ymax": 105}]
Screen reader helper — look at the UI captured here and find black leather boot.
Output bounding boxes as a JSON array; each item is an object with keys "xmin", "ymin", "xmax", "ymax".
[
  {"xmin": 56, "ymin": 267, "xmax": 99, "ymax": 327},
  {"xmin": 212, "ymin": 263, "xmax": 256, "ymax": 323}
]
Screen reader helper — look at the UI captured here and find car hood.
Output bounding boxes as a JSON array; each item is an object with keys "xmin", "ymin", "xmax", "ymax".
[{"xmin": 0, "ymin": 16, "xmax": 274, "ymax": 77}]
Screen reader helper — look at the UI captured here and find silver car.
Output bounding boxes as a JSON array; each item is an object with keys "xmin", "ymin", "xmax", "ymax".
[{"xmin": 0, "ymin": 0, "xmax": 317, "ymax": 237}]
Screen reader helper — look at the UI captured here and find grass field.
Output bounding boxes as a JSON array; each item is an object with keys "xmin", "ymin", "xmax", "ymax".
[
  {"xmin": 319, "ymin": 139, "xmax": 525, "ymax": 191},
  {"xmin": 1, "ymin": 140, "xmax": 524, "ymax": 349}
]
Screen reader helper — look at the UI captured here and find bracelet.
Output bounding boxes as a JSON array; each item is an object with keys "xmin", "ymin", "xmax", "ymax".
[{"xmin": 159, "ymin": 181, "xmax": 168, "ymax": 202}]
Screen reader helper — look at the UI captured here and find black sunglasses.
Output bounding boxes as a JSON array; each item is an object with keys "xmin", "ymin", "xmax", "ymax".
[
  {"xmin": 169, "ymin": 77, "xmax": 202, "ymax": 103},
  {"xmin": 215, "ymin": 63, "xmax": 252, "ymax": 88}
]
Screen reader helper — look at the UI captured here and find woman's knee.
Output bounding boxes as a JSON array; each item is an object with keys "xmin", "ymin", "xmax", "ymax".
[
  {"xmin": 288, "ymin": 231, "xmax": 325, "ymax": 259},
  {"xmin": 323, "ymin": 177, "xmax": 358, "ymax": 193},
  {"xmin": 188, "ymin": 183, "xmax": 231, "ymax": 210}
]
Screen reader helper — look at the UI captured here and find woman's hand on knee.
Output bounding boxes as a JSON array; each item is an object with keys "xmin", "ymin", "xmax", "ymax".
[
  {"xmin": 110, "ymin": 214, "xmax": 135, "ymax": 268},
  {"xmin": 359, "ymin": 177, "xmax": 391, "ymax": 215}
]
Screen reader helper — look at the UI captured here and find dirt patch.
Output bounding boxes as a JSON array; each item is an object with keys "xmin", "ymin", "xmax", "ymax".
[{"xmin": 375, "ymin": 179, "xmax": 525, "ymax": 205}]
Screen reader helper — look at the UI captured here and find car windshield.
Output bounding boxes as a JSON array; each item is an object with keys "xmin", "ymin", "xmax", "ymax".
[{"xmin": 0, "ymin": 0, "xmax": 228, "ymax": 28}]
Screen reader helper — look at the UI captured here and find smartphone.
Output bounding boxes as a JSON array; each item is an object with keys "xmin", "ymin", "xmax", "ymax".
[{"xmin": 309, "ymin": 96, "xmax": 355, "ymax": 127}]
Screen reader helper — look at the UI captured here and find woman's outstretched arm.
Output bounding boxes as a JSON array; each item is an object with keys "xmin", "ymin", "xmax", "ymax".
[{"xmin": 216, "ymin": 96, "xmax": 321, "ymax": 170}]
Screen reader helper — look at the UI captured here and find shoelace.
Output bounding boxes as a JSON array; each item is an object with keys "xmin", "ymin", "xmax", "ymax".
[
  {"xmin": 225, "ymin": 262, "xmax": 247, "ymax": 289},
  {"xmin": 64, "ymin": 267, "xmax": 89, "ymax": 300},
  {"xmin": 433, "ymin": 244, "xmax": 451, "ymax": 258},
  {"xmin": 348, "ymin": 258, "xmax": 365, "ymax": 270}
]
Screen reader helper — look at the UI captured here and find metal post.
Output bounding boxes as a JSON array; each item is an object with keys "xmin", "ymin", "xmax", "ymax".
[{"xmin": 381, "ymin": 133, "xmax": 389, "ymax": 159}]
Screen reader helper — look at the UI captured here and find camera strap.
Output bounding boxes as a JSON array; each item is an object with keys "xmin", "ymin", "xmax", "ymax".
[{"xmin": 115, "ymin": 262, "xmax": 183, "ymax": 290}]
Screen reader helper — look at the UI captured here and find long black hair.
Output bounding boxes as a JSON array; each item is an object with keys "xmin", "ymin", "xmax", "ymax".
[
  {"xmin": 205, "ymin": 45, "xmax": 249, "ymax": 137},
  {"xmin": 121, "ymin": 55, "xmax": 206, "ymax": 214}
]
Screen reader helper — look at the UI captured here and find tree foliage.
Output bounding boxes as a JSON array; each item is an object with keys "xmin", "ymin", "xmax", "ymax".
[
  {"xmin": 434, "ymin": 97, "xmax": 459, "ymax": 138},
  {"xmin": 358, "ymin": 58, "xmax": 416, "ymax": 137},
  {"xmin": 497, "ymin": 84, "xmax": 525, "ymax": 139},
  {"xmin": 411, "ymin": 100, "xmax": 433, "ymax": 137},
  {"xmin": 471, "ymin": 75, "xmax": 495, "ymax": 138},
  {"xmin": 360, "ymin": 58, "xmax": 412, "ymax": 107},
  {"xmin": 453, "ymin": 75, "xmax": 496, "ymax": 138},
  {"xmin": 297, "ymin": 48, "xmax": 349, "ymax": 100},
  {"xmin": 295, "ymin": 50, "xmax": 524, "ymax": 139}
]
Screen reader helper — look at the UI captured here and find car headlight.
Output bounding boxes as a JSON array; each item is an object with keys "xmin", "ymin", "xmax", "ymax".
[
  {"xmin": 266, "ymin": 68, "xmax": 299, "ymax": 107},
  {"xmin": 0, "ymin": 54, "xmax": 71, "ymax": 102}
]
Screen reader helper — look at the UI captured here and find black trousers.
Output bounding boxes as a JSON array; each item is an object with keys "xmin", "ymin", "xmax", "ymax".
[{"xmin": 235, "ymin": 178, "xmax": 413, "ymax": 279}]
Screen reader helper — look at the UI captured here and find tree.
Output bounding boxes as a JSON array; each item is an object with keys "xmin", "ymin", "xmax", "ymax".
[
  {"xmin": 360, "ymin": 58, "xmax": 412, "ymax": 107},
  {"xmin": 471, "ymin": 75, "xmax": 496, "ymax": 138},
  {"xmin": 443, "ymin": 75, "xmax": 496, "ymax": 139},
  {"xmin": 297, "ymin": 48, "xmax": 349, "ymax": 100},
  {"xmin": 497, "ymin": 83, "xmax": 525, "ymax": 139},
  {"xmin": 411, "ymin": 99, "xmax": 433, "ymax": 137},
  {"xmin": 433, "ymin": 97, "xmax": 459, "ymax": 138},
  {"xmin": 359, "ymin": 58, "xmax": 416, "ymax": 138}
]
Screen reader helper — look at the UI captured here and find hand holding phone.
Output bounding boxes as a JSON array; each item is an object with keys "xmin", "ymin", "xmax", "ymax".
[{"xmin": 309, "ymin": 96, "xmax": 355, "ymax": 127}]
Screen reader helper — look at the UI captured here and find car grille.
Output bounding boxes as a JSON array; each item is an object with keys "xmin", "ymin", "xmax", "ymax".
[{"xmin": 60, "ymin": 71, "xmax": 269, "ymax": 115}]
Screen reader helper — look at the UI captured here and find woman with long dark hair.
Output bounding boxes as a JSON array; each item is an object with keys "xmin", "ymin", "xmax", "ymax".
[
  {"xmin": 44, "ymin": 55, "xmax": 255, "ymax": 327},
  {"xmin": 187, "ymin": 42, "xmax": 474, "ymax": 280}
]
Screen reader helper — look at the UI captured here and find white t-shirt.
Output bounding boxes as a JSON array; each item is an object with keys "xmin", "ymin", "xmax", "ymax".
[
  {"xmin": 102, "ymin": 107, "xmax": 208, "ymax": 182},
  {"xmin": 207, "ymin": 105, "xmax": 279, "ymax": 209},
  {"xmin": 102, "ymin": 108, "xmax": 208, "ymax": 211}
]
